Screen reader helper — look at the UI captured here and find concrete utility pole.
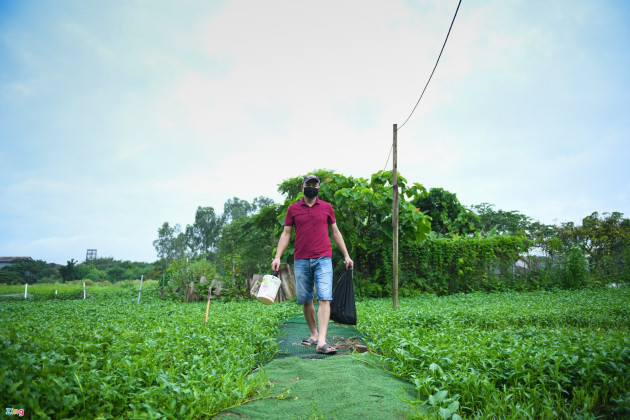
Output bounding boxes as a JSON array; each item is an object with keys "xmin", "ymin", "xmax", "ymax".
[{"xmin": 392, "ymin": 124, "xmax": 399, "ymax": 310}]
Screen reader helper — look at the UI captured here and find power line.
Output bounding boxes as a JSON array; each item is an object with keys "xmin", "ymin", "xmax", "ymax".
[
  {"xmin": 384, "ymin": 0, "xmax": 463, "ymax": 171},
  {"xmin": 383, "ymin": 144, "xmax": 393, "ymax": 172},
  {"xmin": 398, "ymin": 0, "xmax": 463, "ymax": 130}
]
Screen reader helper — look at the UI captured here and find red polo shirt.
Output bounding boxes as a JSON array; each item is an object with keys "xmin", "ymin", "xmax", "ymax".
[{"xmin": 285, "ymin": 197, "xmax": 336, "ymax": 260}]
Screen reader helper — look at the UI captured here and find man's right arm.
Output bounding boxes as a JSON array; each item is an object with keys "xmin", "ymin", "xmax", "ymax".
[{"xmin": 271, "ymin": 225, "xmax": 292, "ymax": 271}]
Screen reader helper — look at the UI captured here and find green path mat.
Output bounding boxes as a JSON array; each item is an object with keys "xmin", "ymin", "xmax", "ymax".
[
  {"xmin": 217, "ymin": 354, "xmax": 416, "ymax": 419},
  {"xmin": 216, "ymin": 308, "xmax": 417, "ymax": 419},
  {"xmin": 275, "ymin": 312, "xmax": 367, "ymax": 359}
]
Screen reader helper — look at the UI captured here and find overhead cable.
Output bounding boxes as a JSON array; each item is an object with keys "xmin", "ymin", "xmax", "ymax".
[{"xmin": 398, "ymin": 0, "xmax": 463, "ymax": 130}]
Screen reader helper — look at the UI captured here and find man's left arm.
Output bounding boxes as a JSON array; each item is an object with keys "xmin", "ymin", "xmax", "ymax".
[{"xmin": 330, "ymin": 223, "xmax": 353, "ymax": 268}]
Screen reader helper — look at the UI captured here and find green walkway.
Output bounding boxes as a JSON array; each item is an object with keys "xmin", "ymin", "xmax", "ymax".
[
  {"xmin": 275, "ymin": 312, "xmax": 367, "ymax": 359},
  {"xmin": 216, "ymin": 312, "xmax": 416, "ymax": 419}
]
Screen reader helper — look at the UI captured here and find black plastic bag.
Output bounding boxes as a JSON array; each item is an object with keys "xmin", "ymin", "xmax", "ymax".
[{"xmin": 330, "ymin": 268, "xmax": 357, "ymax": 325}]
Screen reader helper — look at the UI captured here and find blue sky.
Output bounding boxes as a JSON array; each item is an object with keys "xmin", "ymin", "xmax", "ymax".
[{"xmin": 1, "ymin": 0, "xmax": 629, "ymax": 264}]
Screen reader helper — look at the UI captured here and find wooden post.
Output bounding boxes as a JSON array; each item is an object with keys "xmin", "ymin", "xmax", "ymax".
[
  {"xmin": 161, "ymin": 274, "xmax": 165, "ymax": 298},
  {"xmin": 24, "ymin": 283, "xmax": 28, "ymax": 299},
  {"xmin": 393, "ymin": 123, "xmax": 399, "ymax": 310},
  {"xmin": 205, "ymin": 290, "xmax": 211, "ymax": 323},
  {"xmin": 137, "ymin": 275, "xmax": 144, "ymax": 304},
  {"xmin": 83, "ymin": 282, "xmax": 86, "ymax": 299}
]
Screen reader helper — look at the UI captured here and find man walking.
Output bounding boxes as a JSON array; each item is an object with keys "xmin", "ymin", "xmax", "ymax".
[{"xmin": 272, "ymin": 174, "xmax": 353, "ymax": 355}]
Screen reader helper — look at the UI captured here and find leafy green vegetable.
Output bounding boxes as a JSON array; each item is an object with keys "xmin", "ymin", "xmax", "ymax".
[
  {"xmin": 357, "ymin": 288, "xmax": 630, "ymax": 418},
  {"xmin": 0, "ymin": 291, "xmax": 299, "ymax": 418}
]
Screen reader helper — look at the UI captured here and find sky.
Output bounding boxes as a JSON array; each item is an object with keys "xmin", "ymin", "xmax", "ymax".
[{"xmin": 1, "ymin": 0, "xmax": 629, "ymax": 265}]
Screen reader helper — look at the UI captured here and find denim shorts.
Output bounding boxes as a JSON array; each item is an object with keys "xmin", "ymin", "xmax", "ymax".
[{"xmin": 294, "ymin": 257, "xmax": 333, "ymax": 304}]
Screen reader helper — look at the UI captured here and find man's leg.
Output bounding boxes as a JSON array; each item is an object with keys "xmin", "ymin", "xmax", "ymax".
[
  {"xmin": 303, "ymin": 300, "xmax": 318, "ymax": 341},
  {"xmin": 312, "ymin": 257, "xmax": 335, "ymax": 351},
  {"xmin": 294, "ymin": 259, "xmax": 317, "ymax": 342},
  {"xmin": 316, "ymin": 300, "xmax": 334, "ymax": 350}
]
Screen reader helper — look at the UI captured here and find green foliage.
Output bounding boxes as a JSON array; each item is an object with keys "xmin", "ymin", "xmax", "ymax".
[
  {"xmin": 3, "ymin": 284, "xmax": 627, "ymax": 418},
  {"xmin": 415, "ymin": 188, "xmax": 479, "ymax": 236},
  {"xmin": 528, "ymin": 220, "xmax": 562, "ymax": 257},
  {"xmin": 217, "ymin": 203, "xmax": 281, "ymax": 284},
  {"xmin": 358, "ymin": 288, "xmax": 630, "ymax": 418},
  {"xmin": 163, "ymin": 256, "xmax": 218, "ymax": 301},
  {"xmin": 153, "ymin": 171, "xmax": 629, "ymax": 296},
  {"xmin": 164, "ymin": 258, "xmax": 194, "ymax": 292},
  {"xmin": 0, "ymin": 294, "xmax": 299, "ymax": 418},
  {"xmin": 406, "ymin": 389, "xmax": 462, "ymax": 420},
  {"xmin": 59, "ymin": 259, "xmax": 80, "ymax": 282},
  {"xmin": 546, "ymin": 212, "xmax": 630, "ymax": 284},
  {"xmin": 580, "ymin": 211, "xmax": 630, "ymax": 282},
  {"xmin": 186, "ymin": 206, "xmax": 223, "ymax": 256},
  {"xmin": 0, "ymin": 258, "xmax": 59, "ymax": 284},
  {"xmin": 152, "ymin": 222, "xmax": 187, "ymax": 265},
  {"xmin": 106, "ymin": 265, "xmax": 125, "ymax": 282},
  {"xmin": 400, "ymin": 236, "xmax": 532, "ymax": 295},
  {"xmin": 0, "ymin": 257, "xmax": 155, "ymax": 285},
  {"xmin": 222, "ymin": 197, "xmax": 254, "ymax": 224},
  {"xmin": 563, "ymin": 244, "xmax": 589, "ymax": 288},
  {"xmin": 0, "ymin": 281, "xmax": 159, "ymax": 301},
  {"xmin": 82, "ymin": 258, "xmax": 154, "ymax": 283},
  {"xmin": 0, "ymin": 270, "xmax": 23, "ymax": 284},
  {"xmin": 470, "ymin": 203, "xmax": 532, "ymax": 236},
  {"xmin": 154, "ymin": 197, "xmax": 277, "ymax": 288}
]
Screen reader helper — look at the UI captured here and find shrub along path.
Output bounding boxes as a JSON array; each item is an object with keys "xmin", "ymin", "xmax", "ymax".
[{"xmin": 216, "ymin": 311, "xmax": 416, "ymax": 419}]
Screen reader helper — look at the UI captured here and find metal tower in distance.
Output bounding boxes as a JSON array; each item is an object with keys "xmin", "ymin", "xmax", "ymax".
[{"xmin": 86, "ymin": 249, "xmax": 97, "ymax": 262}]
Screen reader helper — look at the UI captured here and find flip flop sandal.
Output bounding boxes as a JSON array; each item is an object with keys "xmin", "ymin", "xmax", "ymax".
[
  {"xmin": 316, "ymin": 344, "xmax": 337, "ymax": 355},
  {"xmin": 301, "ymin": 338, "xmax": 316, "ymax": 346}
]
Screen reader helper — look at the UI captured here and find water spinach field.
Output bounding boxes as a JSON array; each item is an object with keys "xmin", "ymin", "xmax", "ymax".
[
  {"xmin": 359, "ymin": 288, "xmax": 630, "ymax": 418},
  {"xmin": 1, "ymin": 284, "xmax": 629, "ymax": 419}
]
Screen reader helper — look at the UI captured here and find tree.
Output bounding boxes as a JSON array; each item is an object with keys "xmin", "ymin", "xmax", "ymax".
[
  {"xmin": 0, "ymin": 270, "xmax": 23, "ymax": 284},
  {"xmin": 252, "ymin": 196, "xmax": 275, "ymax": 212},
  {"xmin": 217, "ymin": 202, "xmax": 281, "ymax": 281},
  {"xmin": 106, "ymin": 266, "xmax": 126, "ymax": 282},
  {"xmin": 59, "ymin": 259, "xmax": 80, "ymax": 282},
  {"xmin": 470, "ymin": 203, "xmax": 531, "ymax": 236},
  {"xmin": 415, "ymin": 188, "xmax": 479, "ymax": 236},
  {"xmin": 0, "ymin": 258, "xmax": 58, "ymax": 284},
  {"xmin": 188, "ymin": 206, "xmax": 222, "ymax": 256},
  {"xmin": 528, "ymin": 220, "xmax": 561, "ymax": 258},
  {"xmin": 222, "ymin": 197, "xmax": 253, "ymax": 224},
  {"xmin": 576, "ymin": 212, "xmax": 630, "ymax": 280},
  {"xmin": 153, "ymin": 222, "xmax": 186, "ymax": 267}
]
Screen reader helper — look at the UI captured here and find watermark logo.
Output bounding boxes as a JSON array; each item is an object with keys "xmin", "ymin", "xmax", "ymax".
[{"xmin": 5, "ymin": 408, "xmax": 24, "ymax": 417}]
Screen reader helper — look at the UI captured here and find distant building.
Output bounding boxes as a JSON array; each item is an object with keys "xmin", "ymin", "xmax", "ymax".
[{"xmin": 0, "ymin": 257, "xmax": 32, "ymax": 270}]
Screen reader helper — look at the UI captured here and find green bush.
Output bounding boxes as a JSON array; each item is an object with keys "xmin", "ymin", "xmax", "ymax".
[
  {"xmin": 563, "ymin": 245, "xmax": 589, "ymax": 288},
  {"xmin": 401, "ymin": 236, "xmax": 531, "ymax": 295},
  {"xmin": 0, "ymin": 270, "xmax": 22, "ymax": 284},
  {"xmin": 164, "ymin": 257, "xmax": 218, "ymax": 301}
]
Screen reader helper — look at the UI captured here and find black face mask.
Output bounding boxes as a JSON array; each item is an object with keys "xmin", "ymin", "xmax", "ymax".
[{"xmin": 303, "ymin": 187, "xmax": 319, "ymax": 198}]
